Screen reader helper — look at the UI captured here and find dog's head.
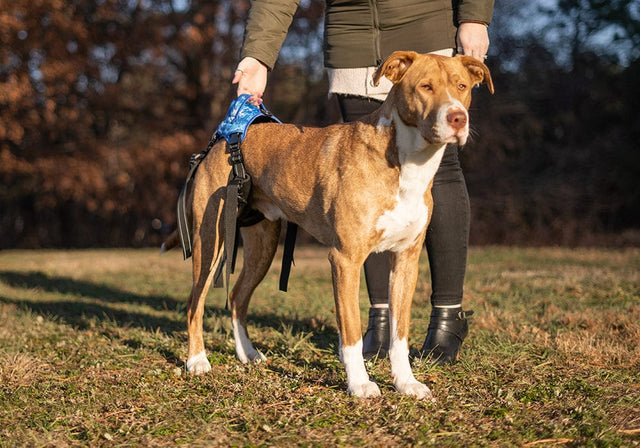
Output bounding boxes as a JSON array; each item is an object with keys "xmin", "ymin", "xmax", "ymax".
[{"xmin": 373, "ymin": 51, "xmax": 494, "ymax": 146}]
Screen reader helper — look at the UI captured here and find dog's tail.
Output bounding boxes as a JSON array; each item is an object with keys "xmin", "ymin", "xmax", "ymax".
[{"xmin": 160, "ymin": 230, "xmax": 180, "ymax": 254}]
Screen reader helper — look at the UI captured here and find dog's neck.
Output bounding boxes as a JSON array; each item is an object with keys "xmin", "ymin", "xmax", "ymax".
[
  {"xmin": 390, "ymin": 107, "xmax": 445, "ymax": 160},
  {"xmin": 387, "ymin": 106, "xmax": 446, "ymax": 192},
  {"xmin": 372, "ymin": 102, "xmax": 447, "ymax": 170}
]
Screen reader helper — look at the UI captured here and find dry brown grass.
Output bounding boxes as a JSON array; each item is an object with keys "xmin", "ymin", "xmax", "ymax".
[{"xmin": 0, "ymin": 246, "xmax": 638, "ymax": 446}]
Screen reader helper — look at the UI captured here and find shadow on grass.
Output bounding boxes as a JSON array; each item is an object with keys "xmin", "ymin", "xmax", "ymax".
[
  {"xmin": 0, "ymin": 270, "xmax": 192, "ymax": 337},
  {"xmin": 0, "ymin": 270, "xmax": 183, "ymax": 310},
  {"xmin": 0, "ymin": 270, "xmax": 340, "ymax": 363},
  {"xmin": 0, "ymin": 293, "xmax": 186, "ymax": 333}
]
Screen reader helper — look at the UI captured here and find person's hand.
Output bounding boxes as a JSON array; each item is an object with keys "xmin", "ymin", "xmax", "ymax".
[
  {"xmin": 232, "ymin": 57, "xmax": 268, "ymax": 104},
  {"xmin": 456, "ymin": 22, "xmax": 490, "ymax": 62}
]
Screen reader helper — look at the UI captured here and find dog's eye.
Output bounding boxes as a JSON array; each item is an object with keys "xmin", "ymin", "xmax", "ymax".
[
  {"xmin": 420, "ymin": 84, "xmax": 433, "ymax": 92},
  {"xmin": 458, "ymin": 83, "xmax": 467, "ymax": 91}
]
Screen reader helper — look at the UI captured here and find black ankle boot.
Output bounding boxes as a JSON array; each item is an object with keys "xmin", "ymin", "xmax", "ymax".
[
  {"xmin": 420, "ymin": 307, "xmax": 473, "ymax": 365},
  {"xmin": 362, "ymin": 307, "xmax": 390, "ymax": 360}
]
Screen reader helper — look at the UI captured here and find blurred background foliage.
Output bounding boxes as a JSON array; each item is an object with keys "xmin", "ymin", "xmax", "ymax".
[{"xmin": 1, "ymin": 0, "xmax": 638, "ymax": 248}]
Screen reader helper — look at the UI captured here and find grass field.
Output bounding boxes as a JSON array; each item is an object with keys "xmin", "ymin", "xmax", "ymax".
[{"xmin": 0, "ymin": 246, "xmax": 638, "ymax": 447}]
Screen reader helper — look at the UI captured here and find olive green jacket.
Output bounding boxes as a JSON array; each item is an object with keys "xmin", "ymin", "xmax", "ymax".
[{"xmin": 241, "ymin": 0, "xmax": 494, "ymax": 70}]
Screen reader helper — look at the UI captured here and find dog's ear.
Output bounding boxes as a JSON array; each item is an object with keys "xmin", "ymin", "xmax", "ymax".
[
  {"xmin": 372, "ymin": 51, "xmax": 419, "ymax": 86},
  {"xmin": 459, "ymin": 55, "xmax": 495, "ymax": 94}
]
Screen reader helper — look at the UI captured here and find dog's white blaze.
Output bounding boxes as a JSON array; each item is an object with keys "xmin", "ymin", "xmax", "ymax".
[
  {"xmin": 233, "ymin": 319, "xmax": 265, "ymax": 363},
  {"xmin": 374, "ymin": 109, "xmax": 446, "ymax": 253}
]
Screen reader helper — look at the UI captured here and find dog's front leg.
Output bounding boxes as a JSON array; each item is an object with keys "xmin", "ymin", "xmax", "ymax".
[
  {"xmin": 388, "ymin": 243, "xmax": 433, "ymax": 400},
  {"xmin": 329, "ymin": 248, "xmax": 381, "ymax": 398}
]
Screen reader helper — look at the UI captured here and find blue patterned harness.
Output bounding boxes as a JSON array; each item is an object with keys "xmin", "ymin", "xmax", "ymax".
[{"xmin": 216, "ymin": 94, "xmax": 282, "ymax": 143}]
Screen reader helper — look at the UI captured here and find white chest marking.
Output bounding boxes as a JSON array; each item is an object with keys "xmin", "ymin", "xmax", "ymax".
[{"xmin": 374, "ymin": 109, "xmax": 446, "ymax": 253}]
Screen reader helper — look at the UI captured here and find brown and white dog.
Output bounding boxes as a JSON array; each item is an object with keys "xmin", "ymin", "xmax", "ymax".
[{"xmin": 173, "ymin": 51, "xmax": 493, "ymax": 399}]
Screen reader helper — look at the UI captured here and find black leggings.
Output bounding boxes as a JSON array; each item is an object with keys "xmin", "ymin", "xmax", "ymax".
[{"xmin": 337, "ymin": 95, "xmax": 469, "ymax": 308}]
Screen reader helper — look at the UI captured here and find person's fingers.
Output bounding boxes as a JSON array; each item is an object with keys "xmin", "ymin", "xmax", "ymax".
[
  {"xmin": 247, "ymin": 93, "xmax": 263, "ymax": 106},
  {"xmin": 232, "ymin": 69, "xmax": 243, "ymax": 85},
  {"xmin": 233, "ymin": 57, "xmax": 268, "ymax": 98},
  {"xmin": 457, "ymin": 22, "xmax": 490, "ymax": 62}
]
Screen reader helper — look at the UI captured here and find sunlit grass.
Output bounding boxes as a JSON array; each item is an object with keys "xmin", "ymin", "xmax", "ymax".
[{"xmin": 0, "ymin": 246, "xmax": 638, "ymax": 446}]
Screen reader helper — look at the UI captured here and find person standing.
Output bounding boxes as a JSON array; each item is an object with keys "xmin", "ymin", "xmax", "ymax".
[{"xmin": 233, "ymin": 0, "xmax": 494, "ymax": 364}]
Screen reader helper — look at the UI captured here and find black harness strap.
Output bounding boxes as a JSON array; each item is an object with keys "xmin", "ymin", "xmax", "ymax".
[
  {"xmin": 224, "ymin": 181, "xmax": 239, "ymax": 300},
  {"xmin": 279, "ymin": 222, "xmax": 298, "ymax": 292},
  {"xmin": 223, "ymin": 132, "xmax": 252, "ymax": 300},
  {"xmin": 177, "ymin": 144, "xmax": 215, "ymax": 260}
]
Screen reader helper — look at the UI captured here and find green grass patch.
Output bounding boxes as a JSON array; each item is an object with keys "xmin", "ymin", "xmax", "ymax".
[{"xmin": 0, "ymin": 246, "xmax": 638, "ymax": 446}]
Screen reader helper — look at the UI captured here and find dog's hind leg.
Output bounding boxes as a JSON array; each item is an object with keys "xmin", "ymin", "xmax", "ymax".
[
  {"xmin": 231, "ymin": 218, "xmax": 281, "ymax": 364},
  {"xmin": 185, "ymin": 192, "xmax": 225, "ymax": 375},
  {"xmin": 388, "ymin": 242, "xmax": 432, "ymax": 399},
  {"xmin": 329, "ymin": 248, "xmax": 381, "ymax": 398}
]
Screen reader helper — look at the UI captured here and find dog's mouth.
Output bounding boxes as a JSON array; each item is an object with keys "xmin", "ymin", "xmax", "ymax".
[
  {"xmin": 451, "ymin": 131, "xmax": 469, "ymax": 146},
  {"xmin": 428, "ymin": 126, "xmax": 469, "ymax": 146}
]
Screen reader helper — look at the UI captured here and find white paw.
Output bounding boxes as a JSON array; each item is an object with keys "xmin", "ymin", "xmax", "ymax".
[
  {"xmin": 396, "ymin": 380, "xmax": 432, "ymax": 400},
  {"xmin": 348, "ymin": 381, "xmax": 382, "ymax": 399},
  {"xmin": 233, "ymin": 319, "xmax": 266, "ymax": 364},
  {"xmin": 238, "ymin": 348, "xmax": 267, "ymax": 364},
  {"xmin": 186, "ymin": 351, "xmax": 211, "ymax": 375}
]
